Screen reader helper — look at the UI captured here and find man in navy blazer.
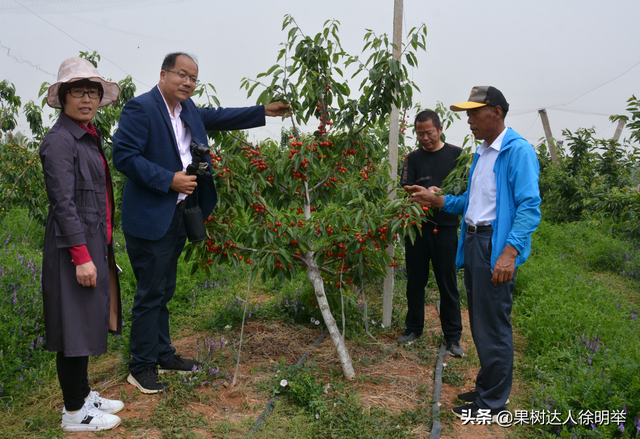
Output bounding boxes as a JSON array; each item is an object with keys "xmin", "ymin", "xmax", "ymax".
[{"xmin": 113, "ymin": 52, "xmax": 289, "ymax": 393}]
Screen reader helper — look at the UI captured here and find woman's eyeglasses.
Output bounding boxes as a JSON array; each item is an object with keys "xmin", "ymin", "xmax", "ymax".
[{"xmin": 67, "ymin": 89, "xmax": 101, "ymax": 99}]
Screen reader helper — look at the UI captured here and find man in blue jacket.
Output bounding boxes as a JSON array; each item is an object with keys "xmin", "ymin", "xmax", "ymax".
[
  {"xmin": 405, "ymin": 86, "xmax": 541, "ymax": 420},
  {"xmin": 113, "ymin": 52, "xmax": 289, "ymax": 394}
]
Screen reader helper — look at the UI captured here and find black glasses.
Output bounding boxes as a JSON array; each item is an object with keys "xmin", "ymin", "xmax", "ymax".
[
  {"xmin": 67, "ymin": 89, "xmax": 101, "ymax": 99},
  {"xmin": 165, "ymin": 70, "xmax": 200, "ymax": 85}
]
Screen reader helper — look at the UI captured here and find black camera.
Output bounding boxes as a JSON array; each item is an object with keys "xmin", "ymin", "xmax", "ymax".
[
  {"xmin": 182, "ymin": 141, "xmax": 211, "ymax": 243},
  {"xmin": 186, "ymin": 141, "xmax": 211, "ymax": 177}
]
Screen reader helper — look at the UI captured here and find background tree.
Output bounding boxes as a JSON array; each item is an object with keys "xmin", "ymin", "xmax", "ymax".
[
  {"xmin": 537, "ymin": 98, "xmax": 640, "ymax": 239},
  {"xmin": 0, "ymin": 52, "xmax": 136, "ymax": 226}
]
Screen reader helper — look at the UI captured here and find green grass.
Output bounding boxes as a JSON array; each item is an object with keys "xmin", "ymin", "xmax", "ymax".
[
  {"xmin": 0, "ymin": 207, "xmax": 428, "ymax": 438},
  {"xmin": 5, "ymin": 206, "xmax": 640, "ymax": 438},
  {"xmin": 255, "ymin": 394, "xmax": 423, "ymax": 438},
  {"xmin": 513, "ymin": 220, "xmax": 640, "ymax": 438}
]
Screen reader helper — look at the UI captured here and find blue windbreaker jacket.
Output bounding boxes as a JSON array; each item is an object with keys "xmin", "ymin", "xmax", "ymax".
[{"xmin": 443, "ymin": 128, "xmax": 542, "ymax": 270}]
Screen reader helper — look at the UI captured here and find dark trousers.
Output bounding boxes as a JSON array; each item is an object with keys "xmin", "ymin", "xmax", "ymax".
[
  {"xmin": 464, "ymin": 229, "xmax": 515, "ymax": 410},
  {"xmin": 404, "ymin": 229, "xmax": 462, "ymax": 342},
  {"xmin": 125, "ymin": 206, "xmax": 186, "ymax": 373},
  {"xmin": 56, "ymin": 353, "xmax": 90, "ymax": 411}
]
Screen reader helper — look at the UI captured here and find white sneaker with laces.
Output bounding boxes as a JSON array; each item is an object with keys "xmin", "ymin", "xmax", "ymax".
[
  {"xmin": 85, "ymin": 390, "xmax": 124, "ymax": 414},
  {"xmin": 61, "ymin": 403, "xmax": 121, "ymax": 432}
]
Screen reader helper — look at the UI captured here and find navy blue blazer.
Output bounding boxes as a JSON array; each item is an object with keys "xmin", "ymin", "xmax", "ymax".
[{"xmin": 113, "ymin": 86, "xmax": 265, "ymax": 241}]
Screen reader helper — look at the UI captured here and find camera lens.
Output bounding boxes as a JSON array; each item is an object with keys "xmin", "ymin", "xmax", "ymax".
[{"xmin": 190, "ymin": 141, "xmax": 209, "ymax": 158}]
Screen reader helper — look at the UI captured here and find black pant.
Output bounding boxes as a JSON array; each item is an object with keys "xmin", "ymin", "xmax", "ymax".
[
  {"xmin": 125, "ymin": 206, "xmax": 186, "ymax": 373},
  {"xmin": 56, "ymin": 352, "xmax": 90, "ymax": 411},
  {"xmin": 404, "ymin": 228, "xmax": 462, "ymax": 342}
]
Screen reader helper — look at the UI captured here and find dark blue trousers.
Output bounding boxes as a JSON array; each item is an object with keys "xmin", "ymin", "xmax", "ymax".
[
  {"xmin": 125, "ymin": 207, "xmax": 186, "ymax": 373},
  {"xmin": 464, "ymin": 229, "xmax": 516, "ymax": 410},
  {"xmin": 404, "ymin": 228, "xmax": 462, "ymax": 342}
]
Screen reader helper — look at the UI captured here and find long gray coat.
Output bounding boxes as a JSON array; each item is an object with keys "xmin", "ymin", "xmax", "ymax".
[{"xmin": 39, "ymin": 115, "xmax": 122, "ymax": 357}]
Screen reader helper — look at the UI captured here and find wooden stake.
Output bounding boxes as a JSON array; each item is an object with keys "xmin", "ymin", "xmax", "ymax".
[
  {"xmin": 538, "ymin": 109, "xmax": 558, "ymax": 162},
  {"xmin": 382, "ymin": 0, "xmax": 403, "ymax": 328},
  {"xmin": 231, "ymin": 279, "xmax": 252, "ymax": 387},
  {"xmin": 612, "ymin": 119, "xmax": 626, "ymax": 142}
]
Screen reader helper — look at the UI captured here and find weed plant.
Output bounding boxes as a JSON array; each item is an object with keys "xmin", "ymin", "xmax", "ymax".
[
  {"xmin": 441, "ymin": 366, "xmax": 465, "ymax": 387},
  {"xmin": 271, "ymin": 361, "xmax": 328, "ymax": 414},
  {"xmin": 315, "ymin": 393, "xmax": 419, "ymax": 438},
  {"xmin": 514, "ymin": 220, "xmax": 640, "ymax": 438},
  {"xmin": 0, "ymin": 209, "xmax": 51, "ymax": 409}
]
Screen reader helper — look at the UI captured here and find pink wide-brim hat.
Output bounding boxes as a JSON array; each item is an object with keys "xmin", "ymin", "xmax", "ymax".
[{"xmin": 46, "ymin": 57, "xmax": 121, "ymax": 109}]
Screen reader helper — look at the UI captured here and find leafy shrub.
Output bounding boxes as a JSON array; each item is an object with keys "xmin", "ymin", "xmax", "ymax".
[
  {"xmin": 538, "ymin": 98, "xmax": 640, "ymax": 243},
  {"xmin": 274, "ymin": 363, "xmax": 328, "ymax": 414},
  {"xmin": 0, "ymin": 138, "xmax": 47, "ymax": 225},
  {"xmin": 0, "ymin": 80, "xmax": 21, "ymax": 133}
]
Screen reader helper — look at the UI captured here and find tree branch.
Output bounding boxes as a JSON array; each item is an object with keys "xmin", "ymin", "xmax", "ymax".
[{"xmin": 228, "ymin": 132, "xmax": 257, "ymax": 149}]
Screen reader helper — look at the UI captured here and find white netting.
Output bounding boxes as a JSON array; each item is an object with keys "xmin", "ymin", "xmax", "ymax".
[{"xmin": 0, "ymin": 0, "xmax": 186, "ymax": 14}]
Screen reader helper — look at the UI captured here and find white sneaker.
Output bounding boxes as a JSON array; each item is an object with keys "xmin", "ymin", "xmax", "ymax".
[
  {"xmin": 61, "ymin": 403, "xmax": 121, "ymax": 432},
  {"xmin": 85, "ymin": 390, "xmax": 125, "ymax": 414}
]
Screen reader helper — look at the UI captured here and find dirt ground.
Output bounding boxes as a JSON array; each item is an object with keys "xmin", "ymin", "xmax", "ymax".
[
  {"xmin": 432, "ymin": 304, "xmax": 509, "ymax": 439},
  {"xmin": 64, "ymin": 302, "xmax": 515, "ymax": 438}
]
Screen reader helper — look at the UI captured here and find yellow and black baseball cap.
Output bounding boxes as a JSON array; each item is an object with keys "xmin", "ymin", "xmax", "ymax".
[{"xmin": 450, "ymin": 86, "xmax": 509, "ymax": 113}]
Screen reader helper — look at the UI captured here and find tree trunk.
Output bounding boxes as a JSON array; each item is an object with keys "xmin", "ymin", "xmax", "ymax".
[
  {"xmin": 305, "ymin": 252, "xmax": 356, "ymax": 379},
  {"xmin": 302, "ymin": 182, "xmax": 355, "ymax": 379}
]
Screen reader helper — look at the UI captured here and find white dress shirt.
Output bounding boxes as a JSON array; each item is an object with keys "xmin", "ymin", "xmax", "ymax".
[
  {"xmin": 464, "ymin": 127, "xmax": 508, "ymax": 226},
  {"xmin": 159, "ymin": 86, "xmax": 193, "ymax": 203}
]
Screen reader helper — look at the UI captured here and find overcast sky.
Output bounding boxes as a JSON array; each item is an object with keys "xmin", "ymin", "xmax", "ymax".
[{"xmin": 1, "ymin": 0, "xmax": 639, "ymax": 149}]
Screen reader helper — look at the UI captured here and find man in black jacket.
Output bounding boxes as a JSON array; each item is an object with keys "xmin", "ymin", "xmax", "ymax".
[{"xmin": 398, "ymin": 110, "xmax": 464, "ymax": 357}]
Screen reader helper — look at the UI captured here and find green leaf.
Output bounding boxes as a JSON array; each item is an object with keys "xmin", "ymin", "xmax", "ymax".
[
  {"xmin": 256, "ymin": 89, "xmax": 272, "ymax": 106},
  {"xmin": 288, "ymin": 26, "xmax": 299, "ymax": 41},
  {"xmin": 278, "ymin": 248, "xmax": 292, "ymax": 263},
  {"xmin": 354, "ymin": 209, "xmax": 363, "ymax": 226},
  {"xmin": 247, "ymin": 82, "xmax": 260, "ymax": 98}
]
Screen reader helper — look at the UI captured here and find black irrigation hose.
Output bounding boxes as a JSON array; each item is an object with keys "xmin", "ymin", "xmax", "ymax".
[
  {"xmin": 246, "ymin": 327, "xmax": 329, "ymax": 437},
  {"xmin": 429, "ymin": 300, "xmax": 445, "ymax": 439},
  {"xmin": 430, "ymin": 343, "xmax": 447, "ymax": 439}
]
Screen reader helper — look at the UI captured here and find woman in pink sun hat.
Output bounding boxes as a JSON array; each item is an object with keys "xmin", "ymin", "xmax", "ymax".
[{"xmin": 39, "ymin": 56, "xmax": 123, "ymax": 432}]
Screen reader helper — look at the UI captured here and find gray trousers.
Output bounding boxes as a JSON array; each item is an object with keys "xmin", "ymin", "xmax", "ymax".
[{"xmin": 464, "ymin": 229, "xmax": 516, "ymax": 410}]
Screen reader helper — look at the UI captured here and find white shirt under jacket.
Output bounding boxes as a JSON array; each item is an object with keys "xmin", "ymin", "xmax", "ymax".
[
  {"xmin": 464, "ymin": 127, "xmax": 508, "ymax": 227},
  {"xmin": 159, "ymin": 85, "xmax": 193, "ymax": 203}
]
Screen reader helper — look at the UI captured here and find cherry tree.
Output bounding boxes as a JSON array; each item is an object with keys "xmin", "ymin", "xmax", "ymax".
[{"xmin": 191, "ymin": 16, "xmax": 429, "ymax": 379}]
